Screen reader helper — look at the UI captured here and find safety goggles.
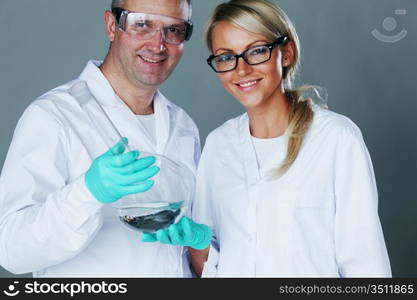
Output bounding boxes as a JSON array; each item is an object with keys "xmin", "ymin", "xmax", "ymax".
[
  {"xmin": 112, "ymin": 8, "xmax": 193, "ymax": 45},
  {"xmin": 207, "ymin": 35, "xmax": 288, "ymax": 73}
]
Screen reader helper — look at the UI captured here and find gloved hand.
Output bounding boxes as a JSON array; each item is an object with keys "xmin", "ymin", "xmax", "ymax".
[
  {"xmin": 85, "ymin": 138, "xmax": 160, "ymax": 204},
  {"xmin": 141, "ymin": 216, "xmax": 212, "ymax": 250}
]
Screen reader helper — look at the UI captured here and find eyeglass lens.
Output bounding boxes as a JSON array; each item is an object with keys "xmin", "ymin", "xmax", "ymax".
[{"xmin": 211, "ymin": 44, "xmax": 272, "ymax": 72}]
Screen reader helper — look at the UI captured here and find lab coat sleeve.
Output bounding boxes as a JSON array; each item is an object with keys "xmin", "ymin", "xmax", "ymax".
[
  {"xmin": 193, "ymin": 133, "xmax": 202, "ymax": 171},
  {"xmin": 201, "ymin": 244, "xmax": 220, "ymax": 277},
  {"xmin": 333, "ymin": 124, "xmax": 391, "ymax": 277},
  {"xmin": 0, "ymin": 104, "xmax": 103, "ymax": 274},
  {"xmin": 181, "ymin": 129, "xmax": 202, "ymax": 276},
  {"xmin": 191, "ymin": 134, "xmax": 220, "ymax": 277}
]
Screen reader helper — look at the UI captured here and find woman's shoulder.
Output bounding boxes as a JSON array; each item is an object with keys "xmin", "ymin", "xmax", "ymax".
[
  {"xmin": 311, "ymin": 104, "xmax": 363, "ymax": 138},
  {"xmin": 205, "ymin": 113, "xmax": 246, "ymax": 145}
]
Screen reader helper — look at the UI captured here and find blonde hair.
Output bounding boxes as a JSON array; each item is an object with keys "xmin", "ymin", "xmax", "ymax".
[{"xmin": 205, "ymin": 0, "xmax": 315, "ymax": 175}]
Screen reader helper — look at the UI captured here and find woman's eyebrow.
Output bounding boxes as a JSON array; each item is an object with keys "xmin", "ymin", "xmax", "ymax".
[
  {"xmin": 213, "ymin": 40, "xmax": 270, "ymax": 55},
  {"xmin": 214, "ymin": 47, "xmax": 233, "ymax": 55}
]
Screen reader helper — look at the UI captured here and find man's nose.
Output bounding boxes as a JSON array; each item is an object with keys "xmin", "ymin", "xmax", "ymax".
[{"xmin": 147, "ymin": 29, "xmax": 166, "ymax": 53}]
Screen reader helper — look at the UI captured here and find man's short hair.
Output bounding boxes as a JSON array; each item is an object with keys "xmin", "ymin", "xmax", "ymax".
[
  {"xmin": 111, "ymin": 0, "xmax": 124, "ymax": 10},
  {"xmin": 111, "ymin": 0, "xmax": 192, "ymax": 18}
]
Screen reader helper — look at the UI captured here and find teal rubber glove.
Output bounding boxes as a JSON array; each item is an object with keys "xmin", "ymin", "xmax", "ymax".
[
  {"xmin": 85, "ymin": 138, "xmax": 160, "ymax": 204},
  {"xmin": 141, "ymin": 216, "xmax": 212, "ymax": 250}
]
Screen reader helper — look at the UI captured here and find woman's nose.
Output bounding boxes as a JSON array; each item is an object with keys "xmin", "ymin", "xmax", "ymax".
[{"xmin": 236, "ymin": 57, "xmax": 252, "ymax": 77}]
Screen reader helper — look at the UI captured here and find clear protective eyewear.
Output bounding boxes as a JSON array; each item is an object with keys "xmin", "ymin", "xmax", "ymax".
[
  {"xmin": 207, "ymin": 35, "xmax": 289, "ymax": 73},
  {"xmin": 112, "ymin": 8, "xmax": 193, "ymax": 45}
]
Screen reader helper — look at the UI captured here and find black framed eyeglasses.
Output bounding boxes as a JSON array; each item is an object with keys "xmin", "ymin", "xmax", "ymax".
[
  {"xmin": 207, "ymin": 35, "xmax": 289, "ymax": 73},
  {"xmin": 112, "ymin": 7, "xmax": 193, "ymax": 44}
]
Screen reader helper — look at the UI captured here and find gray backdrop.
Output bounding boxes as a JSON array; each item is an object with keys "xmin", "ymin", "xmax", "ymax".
[{"xmin": 0, "ymin": 0, "xmax": 416, "ymax": 277}]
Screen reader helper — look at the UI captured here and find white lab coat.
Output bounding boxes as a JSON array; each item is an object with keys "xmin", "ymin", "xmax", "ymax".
[
  {"xmin": 0, "ymin": 60, "xmax": 200, "ymax": 277},
  {"xmin": 192, "ymin": 105, "xmax": 391, "ymax": 277}
]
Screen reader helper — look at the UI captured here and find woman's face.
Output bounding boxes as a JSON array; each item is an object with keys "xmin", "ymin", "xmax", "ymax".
[{"xmin": 210, "ymin": 21, "xmax": 288, "ymax": 110}]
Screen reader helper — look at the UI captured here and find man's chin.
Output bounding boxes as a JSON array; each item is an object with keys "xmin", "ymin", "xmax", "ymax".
[{"xmin": 135, "ymin": 75, "xmax": 167, "ymax": 88}]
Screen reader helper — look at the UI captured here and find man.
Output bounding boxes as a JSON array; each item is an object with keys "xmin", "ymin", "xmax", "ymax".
[{"xmin": 0, "ymin": 0, "xmax": 210, "ymax": 277}]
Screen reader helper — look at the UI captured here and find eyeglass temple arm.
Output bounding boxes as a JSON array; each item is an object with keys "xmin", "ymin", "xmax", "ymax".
[
  {"xmin": 111, "ymin": 7, "xmax": 124, "ymax": 23},
  {"xmin": 276, "ymin": 35, "xmax": 289, "ymax": 45}
]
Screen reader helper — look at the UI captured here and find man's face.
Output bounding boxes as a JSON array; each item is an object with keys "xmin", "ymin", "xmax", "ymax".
[{"xmin": 108, "ymin": 0, "xmax": 189, "ymax": 88}]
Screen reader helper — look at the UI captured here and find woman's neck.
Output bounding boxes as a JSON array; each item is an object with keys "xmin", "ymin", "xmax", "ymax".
[{"xmin": 247, "ymin": 91, "xmax": 291, "ymax": 139}]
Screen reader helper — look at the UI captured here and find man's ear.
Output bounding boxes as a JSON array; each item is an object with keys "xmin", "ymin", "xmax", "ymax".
[
  {"xmin": 281, "ymin": 40, "xmax": 295, "ymax": 67},
  {"xmin": 104, "ymin": 10, "xmax": 117, "ymax": 42}
]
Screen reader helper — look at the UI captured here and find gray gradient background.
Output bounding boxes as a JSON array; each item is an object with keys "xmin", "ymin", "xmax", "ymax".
[{"xmin": 0, "ymin": 0, "xmax": 416, "ymax": 277}]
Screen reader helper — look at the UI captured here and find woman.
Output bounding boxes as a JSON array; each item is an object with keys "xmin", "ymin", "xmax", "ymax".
[{"xmin": 188, "ymin": 0, "xmax": 391, "ymax": 277}]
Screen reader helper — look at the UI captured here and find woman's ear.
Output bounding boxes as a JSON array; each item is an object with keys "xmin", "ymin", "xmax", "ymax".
[
  {"xmin": 281, "ymin": 40, "xmax": 295, "ymax": 67},
  {"xmin": 104, "ymin": 10, "xmax": 117, "ymax": 42}
]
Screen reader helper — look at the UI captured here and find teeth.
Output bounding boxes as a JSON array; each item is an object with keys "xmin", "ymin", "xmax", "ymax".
[
  {"xmin": 238, "ymin": 80, "xmax": 258, "ymax": 87},
  {"xmin": 141, "ymin": 56, "xmax": 163, "ymax": 63}
]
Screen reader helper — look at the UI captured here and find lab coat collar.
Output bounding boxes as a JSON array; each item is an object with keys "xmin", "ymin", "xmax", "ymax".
[
  {"xmin": 78, "ymin": 60, "xmax": 174, "ymax": 110},
  {"xmin": 238, "ymin": 113, "xmax": 261, "ymax": 186},
  {"xmin": 78, "ymin": 60, "xmax": 172, "ymax": 154},
  {"xmin": 78, "ymin": 60, "xmax": 120, "ymax": 108}
]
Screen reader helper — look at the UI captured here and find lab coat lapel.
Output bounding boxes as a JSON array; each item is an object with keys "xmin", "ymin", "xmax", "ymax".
[
  {"xmin": 79, "ymin": 60, "xmax": 156, "ymax": 152},
  {"xmin": 154, "ymin": 91, "xmax": 170, "ymax": 155},
  {"xmin": 110, "ymin": 104, "xmax": 156, "ymax": 152},
  {"xmin": 239, "ymin": 114, "xmax": 261, "ymax": 187}
]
